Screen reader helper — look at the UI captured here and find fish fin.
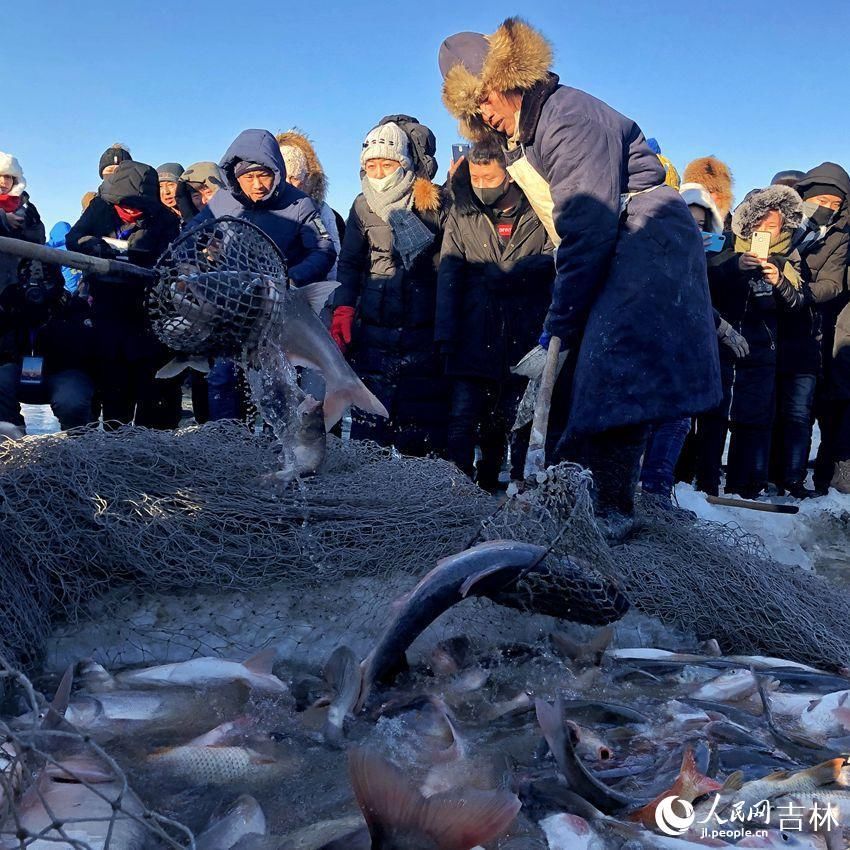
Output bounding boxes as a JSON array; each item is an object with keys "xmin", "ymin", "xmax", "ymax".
[
  {"xmin": 155, "ymin": 357, "xmax": 189, "ymax": 380},
  {"xmin": 679, "ymin": 747, "xmax": 723, "ymax": 797},
  {"xmin": 810, "ymin": 758, "xmax": 845, "ymax": 785},
  {"xmin": 45, "ymin": 756, "xmax": 115, "ymax": 784},
  {"xmin": 247, "ymin": 751, "xmax": 277, "ymax": 766},
  {"xmin": 348, "ymin": 748, "xmax": 425, "ymax": 836},
  {"xmin": 294, "ymin": 280, "xmax": 341, "ymax": 314},
  {"xmin": 721, "ymin": 771, "xmax": 744, "ymax": 792},
  {"xmin": 324, "ymin": 645, "xmax": 359, "ymax": 689},
  {"xmin": 323, "ymin": 378, "xmax": 388, "ymax": 431},
  {"xmin": 459, "ymin": 564, "xmax": 511, "ymax": 598},
  {"xmin": 42, "ymin": 664, "xmax": 74, "ymax": 729},
  {"xmin": 244, "ymin": 647, "xmax": 277, "ymax": 674},
  {"xmin": 421, "ymin": 787, "xmax": 521, "ymax": 849},
  {"xmin": 762, "ymin": 770, "xmax": 790, "ymax": 780}
]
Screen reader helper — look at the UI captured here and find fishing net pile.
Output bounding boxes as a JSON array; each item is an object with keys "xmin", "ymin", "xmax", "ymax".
[
  {"xmin": 0, "ymin": 656, "xmax": 194, "ymax": 849},
  {"xmin": 2, "ymin": 423, "xmax": 850, "ymax": 673}
]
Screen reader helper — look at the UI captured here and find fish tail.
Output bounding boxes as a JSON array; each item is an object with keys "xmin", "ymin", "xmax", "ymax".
[
  {"xmin": 421, "ymin": 788, "xmax": 521, "ymax": 848},
  {"xmin": 323, "ymin": 375, "xmax": 388, "ymax": 430}
]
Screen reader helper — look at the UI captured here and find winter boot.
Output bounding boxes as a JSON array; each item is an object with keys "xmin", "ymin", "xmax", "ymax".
[
  {"xmin": 784, "ymin": 480, "xmax": 817, "ymax": 500},
  {"xmin": 831, "ymin": 460, "xmax": 850, "ymax": 495}
]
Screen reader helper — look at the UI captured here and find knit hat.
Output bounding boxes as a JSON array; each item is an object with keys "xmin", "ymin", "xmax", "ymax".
[
  {"xmin": 156, "ymin": 162, "xmax": 185, "ymax": 183},
  {"xmin": 801, "ymin": 182, "xmax": 846, "ymax": 202},
  {"xmin": 179, "ymin": 161, "xmax": 226, "ymax": 191},
  {"xmin": 771, "ymin": 170, "xmax": 805, "ymax": 189},
  {"xmin": 98, "ymin": 144, "xmax": 131, "ymax": 178},
  {"xmin": 360, "ymin": 122, "xmax": 411, "ymax": 169},
  {"xmin": 233, "ymin": 160, "xmax": 272, "ymax": 179},
  {"xmin": 0, "ymin": 152, "xmax": 25, "ymax": 196},
  {"xmin": 279, "ymin": 144, "xmax": 309, "ymax": 184}
]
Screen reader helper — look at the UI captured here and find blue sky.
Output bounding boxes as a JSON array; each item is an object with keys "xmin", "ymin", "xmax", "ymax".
[{"xmin": 9, "ymin": 1, "xmax": 850, "ymax": 230}]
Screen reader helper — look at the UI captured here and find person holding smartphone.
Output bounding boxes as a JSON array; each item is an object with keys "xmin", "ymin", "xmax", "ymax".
[{"xmin": 706, "ymin": 185, "xmax": 807, "ymax": 498}]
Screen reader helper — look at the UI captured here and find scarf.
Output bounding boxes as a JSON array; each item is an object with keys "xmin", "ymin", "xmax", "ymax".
[
  {"xmin": 735, "ymin": 230, "xmax": 801, "ymax": 289},
  {"xmin": 0, "ymin": 194, "xmax": 21, "ymax": 214},
  {"xmin": 361, "ymin": 171, "xmax": 435, "ymax": 271},
  {"xmin": 115, "ymin": 205, "xmax": 144, "ymax": 224}
]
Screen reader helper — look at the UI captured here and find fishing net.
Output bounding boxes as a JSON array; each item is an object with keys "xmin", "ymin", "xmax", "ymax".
[
  {"xmin": 0, "ymin": 656, "xmax": 194, "ymax": 849},
  {"xmin": 2, "ymin": 422, "xmax": 850, "ymax": 675},
  {"xmin": 146, "ymin": 216, "xmax": 289, "ymax": 357}
]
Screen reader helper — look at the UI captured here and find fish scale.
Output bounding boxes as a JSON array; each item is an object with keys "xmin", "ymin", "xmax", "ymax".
[{"xmin": 150, "ymin": 746, "xmax": 277, "ymax": 786}]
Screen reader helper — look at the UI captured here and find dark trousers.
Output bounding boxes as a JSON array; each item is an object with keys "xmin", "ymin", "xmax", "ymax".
[
  {"xmin": 691, "ymin": 353, "xmax": 735, "ymax": 495},
  {"xmin": 447, "ymin": 376, "xmax": 523, "ymax": 489},
  {"xmin": 207, "ymin": 357, "xmax": 244, "ymax": 421},
  {"xmin": 0, "ymin": 361, "xmax": 95, "ymax": 431},
  {"xmin": 771, "ymin": 371, "xmax": 817, "ymax": 486},
  {"xmin": 815, "ymin": 398, "xmax": 850, "ymax": 489},
  {"xmin": 727, "ymin": 352, "xmax": 776, "ymax": 497},
  {"xmin": 641, "ymin": 418, "xmax": 692, "ymax": 495},
  {"xmin": 555, "ymin": 423, "xmax": 650, "ymax": 515}
]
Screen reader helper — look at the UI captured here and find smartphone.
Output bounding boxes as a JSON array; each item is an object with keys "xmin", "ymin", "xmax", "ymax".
[
  {"xmin": 750, "ymin": 231, "xmax": 772, "ymax": 260},
  {"xmin": 702, "ymin": 232, "xmax": 726, "ymax": 253},
  {"xmin": 451, "ymin": 143, "xmax": 470, "ymax": 163}
]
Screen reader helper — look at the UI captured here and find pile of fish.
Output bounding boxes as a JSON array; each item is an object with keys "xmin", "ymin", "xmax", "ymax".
[{"xmin": 3, "ymin": 542, "xmax": 850, "ymax": 849}]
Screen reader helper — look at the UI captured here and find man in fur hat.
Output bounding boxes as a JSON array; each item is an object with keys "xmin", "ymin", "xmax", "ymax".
[{"xmin": 438, "ymin": 18, "xmax": 721, "ymax": 534}]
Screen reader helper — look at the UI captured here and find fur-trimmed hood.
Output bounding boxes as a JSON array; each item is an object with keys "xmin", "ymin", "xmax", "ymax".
[
  {"xmin": 413, "ymin": 177, "xmax": 442, "ymax": 214},
  {"xmin": 731, "ymin": 184, "xmax": 803, "ymax": 239},
  {"xmin": 679, "ymin": 182, "xmax": 724, "ymax": 234},
  {"xmin": 275, "ymin": 129, "xmax": 328, "ymax": 206},
  {"xmin": 0, "ymin": 152, "xmax": 26, "ymax": 196},
  {"xmin": 441, "ymin": 17, "xmax": 553, "ymax": 141},
  {"xmin": 682, "ymin": 157, "xmax": 734, "ymax": 220}
]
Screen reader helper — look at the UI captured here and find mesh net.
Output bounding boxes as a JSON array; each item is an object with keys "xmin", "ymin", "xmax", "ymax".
[{"xmin": 146, "ymin": 216, "xmax": 289, "ymax": 357}]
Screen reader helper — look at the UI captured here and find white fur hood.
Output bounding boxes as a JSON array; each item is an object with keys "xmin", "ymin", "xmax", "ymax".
[
  {"xmin": 679, "ymin": 182, "xmax": 724, "ymax": 234},
  {"xmin": 0, "ymin": 152, "xmax": 26, "ymax": 196}
]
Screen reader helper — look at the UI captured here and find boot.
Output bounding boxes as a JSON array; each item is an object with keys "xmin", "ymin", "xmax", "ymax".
[
  {"xmin": 831, "ymin": 460, "xmax": 850, "ymax": 495},
  {"xmin": 784, "ymin": 481, "xmax": 817, "ymax": 500}
]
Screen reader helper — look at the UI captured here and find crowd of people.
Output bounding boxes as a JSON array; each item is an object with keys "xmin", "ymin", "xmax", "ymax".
[{"xmin": 0, "ymin": 17, "xmax": 847, "ymax": 534}]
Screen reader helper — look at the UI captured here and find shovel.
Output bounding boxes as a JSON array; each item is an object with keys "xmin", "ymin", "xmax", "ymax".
[{"xmin": 523, "ymin": 335, "xmax": 562, "ymax": 480}]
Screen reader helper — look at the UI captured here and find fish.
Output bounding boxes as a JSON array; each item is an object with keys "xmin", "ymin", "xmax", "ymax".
[
  {"xmin": 359, "ymin": 541, "xmax": 628, "ymax": 708},
  {"xmin": 276, "ymin": 814, "xmax": 367, "ymax": 850},
  {"xmin": 322, "ymin": 645, "xmax": 362, "ymax": 746},
  {"xmin": 535, "ymin": 696, "xmax": 644, "ymax": 814},
  {"xmin": 196, "ymin": 795, "xmax": 267, "ymax": 850},
  {"xmin": 607, "ymin": 649, "xmax": 823, "ymax": 674},
  {"xmin": 266, "ymin": 394, "xmax": 327, "ymax": 485},
  {"xmin": 550, "ymin": 626, "xmax": 615, "ymax": 668},
  {"xmin": 697, "ymin": 759, "xmax": 844, "ymax": 822},
  {"xmin": 147, "ymin": 742, "xmax": 280, "ymax": 786},
  {"xmin": 690, "ymin": 669, "xmax": 762, "ymax": 702},
  {"xmin": 155, "ymin": 354, "xmax": 211, "ymax": 380},
  {"xmin": 428, "ymin": 636, "xmax": 473, "ymax": 676},
  {"xmin": 347, "ymin": 747, "xmax": 520, "ymax": 850},
  {"xmin": 630, "ymin": 748, "xmax": 724, "ymax": 830},
  {"xmin": 2, "ymin": 755, "xmax": 147, "ymax": 849},
  {"xmin": 564, "ymin": 721, "xmax": 614, "ymax": 762},
  {"xmin": 486, "ymin": 691, "xmax": 534, "ymax": 721},
  {"xmin": 799, "ymin": 690, "xmax": 850, "ymax": 739},
  {"xmin": 278, "ymin": 281, "xmax": 387, "ymax": 429},
  {"xmin": 115, "ymin": 648, "xmax": 288, "ymax": 693}
]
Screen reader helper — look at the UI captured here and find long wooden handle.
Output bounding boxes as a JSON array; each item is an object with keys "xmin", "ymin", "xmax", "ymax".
[
  {"xmin": 706, "ymin": 495, "xmax": 799, "ymax": 514},
  {"xmin": 0, "ymin": 235, "xmax": 156, "ymax": 280}
]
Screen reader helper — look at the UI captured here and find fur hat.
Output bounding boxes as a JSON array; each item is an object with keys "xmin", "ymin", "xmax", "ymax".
[
  {"xmin": 0, "ymin": 152, "xmax": 26, "ymax": 196},
  {"xmin": 276, "ymin": 130, "xmax": 329, "ymax": 205},
  {"xmin": 440, "ymin": 17, "xmax": 553, "ymax": 140},
  {"xmin": 679, "ymin": 182, "xmax": 724, "ymax": 234},
  {"xmin": 731, "ymin": 185, "xmax": 803, "ymax": 239},
  {"xmin": 682, "ymin": 157, "xmax": 734, "ymax": 220}
]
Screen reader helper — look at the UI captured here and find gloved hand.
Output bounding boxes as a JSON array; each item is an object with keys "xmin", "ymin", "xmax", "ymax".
[
  {"xmin": 539, "ymin": 330, "xmax": 552, "ymax": 349},
  {"xmin": 717, "ymin": 318, "xmax": 750, "ymax": 359},
  {"xmin": 331, "ymin": 306, "xmax": 355, "ymax": 352},
  {"xmin": 76, "ymin": 236, "xmax": 117, "ymax": 259}
]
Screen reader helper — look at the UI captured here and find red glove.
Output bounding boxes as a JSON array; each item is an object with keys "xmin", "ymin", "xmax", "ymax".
[{"xmin": 331, "ymin": 306, "xmax": 355, "ymax": 352}]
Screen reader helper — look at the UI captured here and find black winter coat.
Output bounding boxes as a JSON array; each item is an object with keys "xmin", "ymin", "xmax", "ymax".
[
  {"xmin": 335, "ymin": 181, "xmax": 447, "ymax": 425},
  {"xmin": 67, "ymin": 162, "xmax": 179, "ymax": 327},
  {"xmin": 436, "ymin": 166, "xmax": 554, "ymax": 381},
  {"xmin": 795, "ymin": 163, "xmax": 850, "ymax": 398}
]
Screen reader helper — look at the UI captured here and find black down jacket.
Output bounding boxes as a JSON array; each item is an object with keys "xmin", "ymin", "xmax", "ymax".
[
  {"xmin": 436, "ymin": 161, "xmax": 554, "ymax": 380},
  {"xmin": 334, "ymin": 178, "xmax": 448, "ymax": 426}
]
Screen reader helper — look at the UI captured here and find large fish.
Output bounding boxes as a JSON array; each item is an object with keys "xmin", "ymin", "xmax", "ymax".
[
  {"xmin": 322, "ymin": 645, "xmax": 362, "ymax": 747},
  {"xmin": 195, "ymin": 795, "xmax": 267, "ymax": 850},
  {"xmin": 348, "ymin": 748, "xmax": 520, "ymax": 850},
  {"xmin": 115, "ymin": 648, "xmax": 288, "ymax": 693},
  {"xmin": 359, "ymin": 541, "xmax": 628, "ymax": 708},
  {"xmin": 2, "ymin": 756, "xmax": 147, "ymax": 850}
]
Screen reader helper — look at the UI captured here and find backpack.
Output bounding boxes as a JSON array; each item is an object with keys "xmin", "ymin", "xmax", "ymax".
[{"xmin": 379, "ymin": 114, "xmax": 438, "ymax": 180}]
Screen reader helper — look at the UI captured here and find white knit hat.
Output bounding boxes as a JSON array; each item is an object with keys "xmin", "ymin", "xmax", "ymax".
[
  {"xmin": 279, "ymin": 144, "xmax": 308, "ymax": 183},
  {"xmin": 0, "ymin": 152, "xmax": 26, "ymax": 196},
  {"xmin": 360, "ymin": 122, "xmax": 411, "ymax": 170}
]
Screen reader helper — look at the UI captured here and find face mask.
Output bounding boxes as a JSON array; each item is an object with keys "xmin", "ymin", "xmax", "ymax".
[
  {"xmin": 367, "ymin": 168, "xmax": 405, "ymax": 193},
  {"xmin": 803, "ymin": 200, "xmax": 838, "ymax": 228},
  {"xmin": 473, "ymin": 179, "xmax": 511, "ymax": 207}
]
